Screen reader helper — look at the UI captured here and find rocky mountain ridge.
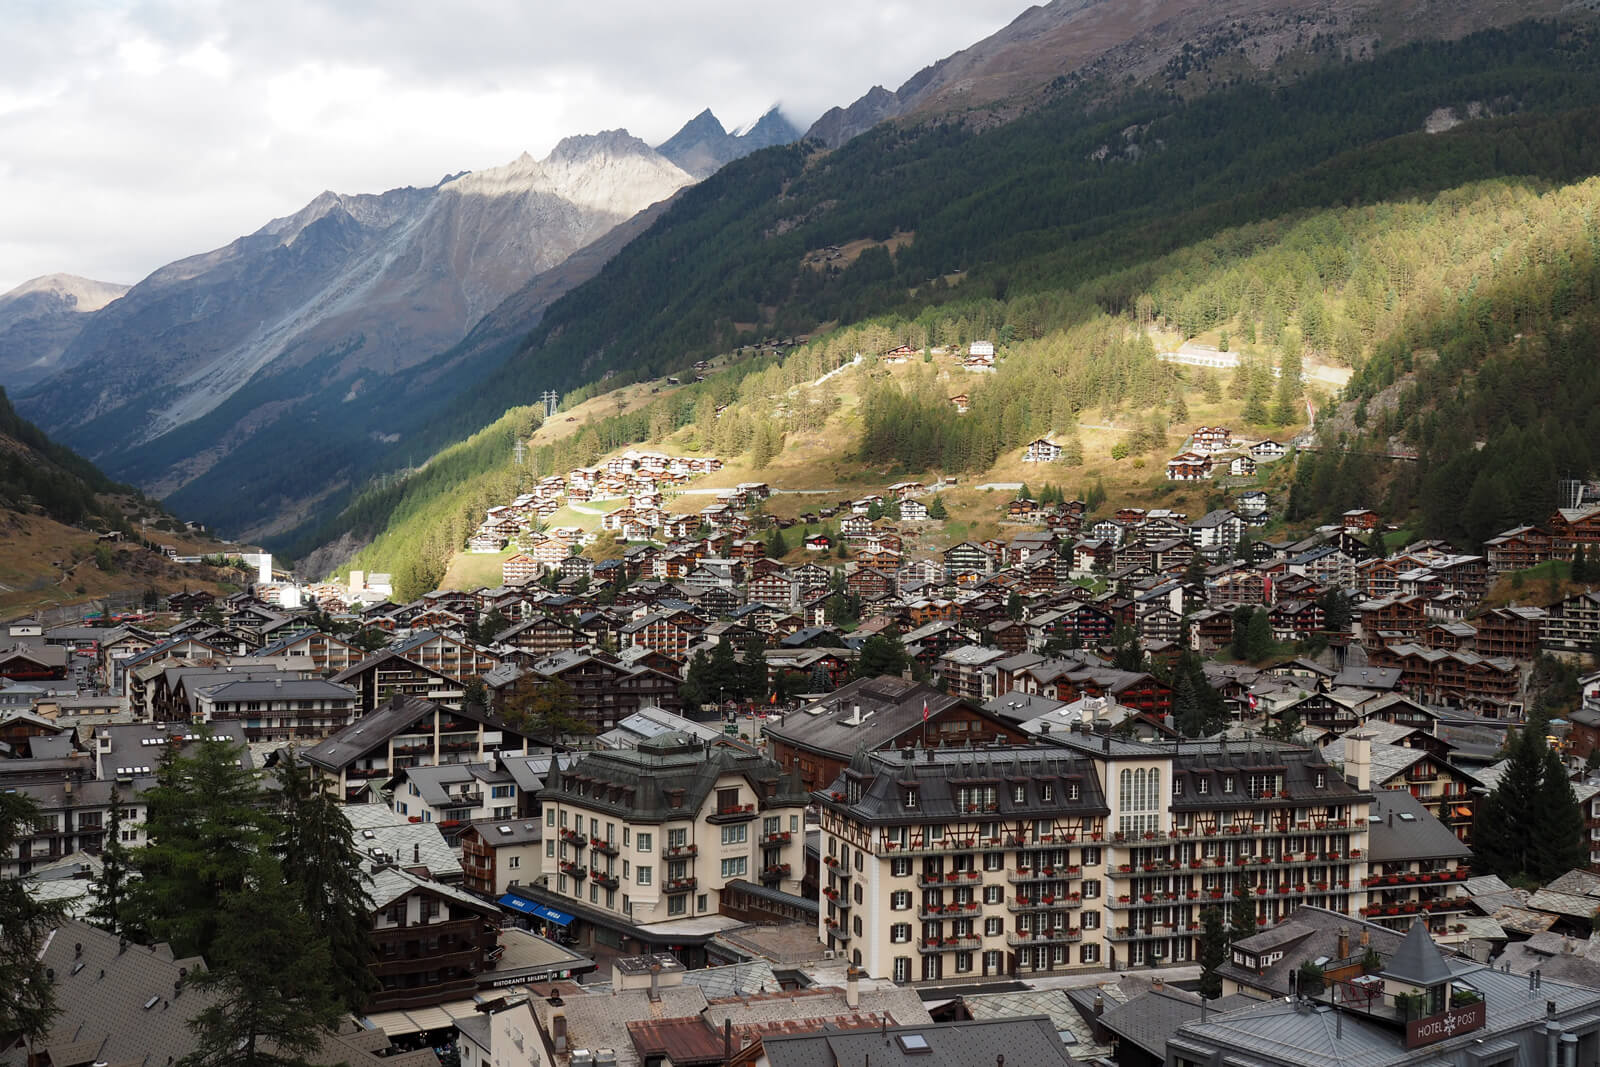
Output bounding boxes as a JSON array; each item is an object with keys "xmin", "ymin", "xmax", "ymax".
[
  {"xmin": 806, "ymin": 0, "xmax": 1574, "ymax": 147},
  {"xmin": 656, "ymin": 106, "xmax": 802, "ymax": 178},
  {"xmin": 0, "ymin": 274, "xmax": 129, "ymax": 391}
]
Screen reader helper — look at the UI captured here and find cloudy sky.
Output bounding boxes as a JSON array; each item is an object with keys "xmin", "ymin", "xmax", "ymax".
[{"xmin": 0, "ymin": 0, "xmax": 1029, "ymax": 294}]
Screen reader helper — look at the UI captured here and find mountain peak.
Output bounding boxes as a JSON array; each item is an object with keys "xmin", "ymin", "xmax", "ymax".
[
  {"xmin": 547, "ymin": 128, "xmax": 657, "ymax": 164},
  {"xmin": 656, "ymin": 105, "xmax": 802, "ymax": 179}
]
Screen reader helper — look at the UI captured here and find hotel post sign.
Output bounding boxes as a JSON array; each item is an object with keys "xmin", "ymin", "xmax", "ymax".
[{"xmin": 1405, "ymin": 1000, "xmax": 1487, "ymax": 1048}]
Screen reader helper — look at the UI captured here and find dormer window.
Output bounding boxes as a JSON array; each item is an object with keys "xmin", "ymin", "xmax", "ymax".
[
  {"xmin": 903, "ymin": 787, "xmax": 919, "ymax": 809},
  {"xmin": 1223, "ymin": 777, "xmax": 1235, "ymax": 794},
  {"xmin": 1068, "ymin": 783, "xmax": 1080, "ymax": 801},
  {"xmin": 1013, "ymin": 785, "xmax": 1026, "ymax": 804},
  {"xmin": 1041, "ymin": 784, "xmax": 1054, "ymax": 802},
  {"xmin": 1173, "ymin": 778, "xmax": 1184, "ymax": 796},
  {"xmin": 1198, "ymin": 779, "xmax": 1210, "ymax": 794},
  {"xmin": 1315, "ymin": 772, "xmax": 1326, "ymax": 789}
]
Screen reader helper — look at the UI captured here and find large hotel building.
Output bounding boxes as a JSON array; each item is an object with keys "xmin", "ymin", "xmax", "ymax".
[{"xmin": 816, "ymin": 729, "xmax": 1384, "ymax": 981}]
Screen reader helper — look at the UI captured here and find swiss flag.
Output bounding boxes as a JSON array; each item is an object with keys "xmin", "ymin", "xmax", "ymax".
[
  {"xmin": 1247, "ymin": 692, "xmax": 1259, "ymax": 711},
  {"xmin": 922, "ymin": 699, "xmax": 930, "ymax": 723}
]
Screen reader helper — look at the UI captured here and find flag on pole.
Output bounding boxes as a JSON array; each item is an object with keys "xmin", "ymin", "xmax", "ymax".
[
  {"xmin": 1247, "ymin": 692, "xmax": 1259, "ymax": 711},
  {"xmin": 922, "ymin": 699, "xmax": 930, "ymax": 723},
  {"xmin": 769, "ymin": 690, "xmax": 777, "ymax": 705}
]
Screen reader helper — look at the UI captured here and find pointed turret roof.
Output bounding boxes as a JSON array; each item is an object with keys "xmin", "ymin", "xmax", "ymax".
[{"xmin": 1382, "ymin": 919, "xmax": 1454, "ymax": 987}]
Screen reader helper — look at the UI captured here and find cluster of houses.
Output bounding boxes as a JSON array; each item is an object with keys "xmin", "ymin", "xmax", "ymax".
[
  {"xmin": 467, "ymin": 450, "xmax": 726, "ymax": 554},
  {"xmin": 1165, "ymin": 428, "xmax": 1289, "ymax": 481},
  {"xmin": 11, "ymin": 447, "xmax": 1600, "ymax": 1064}
]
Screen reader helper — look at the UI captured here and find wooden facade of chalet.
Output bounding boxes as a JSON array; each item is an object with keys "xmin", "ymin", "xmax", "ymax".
[
  {"xmin": 1484, "ymin": 525, "xmax": 1553, "ymax": 573},
  {"xmin": 1549, "ymin": 506, "xmax": 1600, "ymax": 558},
  {"xmin": 1166, "ymin": 452, "xmax": 1213, "ymax": 481}
]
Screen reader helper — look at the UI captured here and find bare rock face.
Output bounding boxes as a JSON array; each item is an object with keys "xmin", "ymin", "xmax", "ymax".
[
  {"xmin": 0, "ymin": 274, "xmax": 128, "ymax": 391},
  {"xmin": 806, "ymin": 0, "xmax": 1572, "ymax": 148},
  {"xmin": 18, "ymin": 133, "xmax": 695, "ymax": 535},
  {"xmin": 657, "ymin": 106, "xmax": 802, "ymax": 179}
]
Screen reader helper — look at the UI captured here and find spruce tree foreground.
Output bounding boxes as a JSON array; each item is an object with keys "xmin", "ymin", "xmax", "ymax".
[{"xmin": 113, "ymin": 731, "xmax": 372, "ymax": 1064}]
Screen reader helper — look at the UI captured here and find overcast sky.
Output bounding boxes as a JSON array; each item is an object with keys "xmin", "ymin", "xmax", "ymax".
[{"xmin": 0, "ymin": 1, "xmax": 1029, "ymax": 294}]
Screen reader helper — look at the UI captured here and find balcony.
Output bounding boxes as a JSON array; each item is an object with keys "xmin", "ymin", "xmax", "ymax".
[
  {"xmin": 825, "ymin": 921, "xmax": 851, "ymax": 942},
  {"xmin": 559, "ymin": 829, "xmax": 587, "ymax": 849},
  {"xmin": 1008, "ymin": 894, "xmax": 1082, "ymax": 913},
  {"xmin": 559, "ymin": 861, "xmax": 588, "ymax": 881},
  {"xmin": 822, "ymin": 886, "xmax": 849, "ymax": 907},
  {"xmin": 823, "ymin": 857, "xmax": 854, "ymax": 882},
  {"xmin": 1361, "ymin": 896, "xmax": 1472, "ymax": 918},
  {"xmin": 1108, "ymin": 925, "xmax": 1186, "ymax": 942},
  {"xmin": 345, "ymin": 766, "xmax": 392, "ymax": 779},
  {"xmin": 916, "ymin": 870, "xmax": 982, "ymax": 890},
  {"xmin": 448, "ymin": 791, "xmax": 484, "ymax": 807},
  {"xmin": 594, "ymin": 873, "xmax": 620, "ymax": 890},
  {"xmin": 1006, "ymin": 929, "xmax": 1082, "ymax": 948},
  {"xmin": 707, "ymin": 803, "xmax": 757, "ymax": 825},
  {"xmin": 1007, "ymin": 865, "xmax": 1081, "ymax": 885},
  {"xmin": 919, "ymin": 902, "xmax": 981, "ymax": 921},
  {"xmin": 918, "ymin": 935, "xmax": 982, "ymax": 954},
  {"xmin": 663, "ymin": 843, "xmax": 700, "ymax": 859},
  {"xmin": 590, "ymin": 838, "xmax": 620, "ymax": 856},
  {"xmin": 759, "ymin": 863, "xmax": 791, "ymax": 883},
  {"xmin": 1361, "ymin": 867, "xmax": 1469, "ymax": 888},
  {"xmin": 1163, "ymin": 819, "xmax": 1357, "ymax": 845},
  {"xmin": 760, "ymin": 831, "xmax": 793, "ymax": 847},
  {"xmin": 664, "ymin": 876, "xmax": 697, "ymax": 893}
]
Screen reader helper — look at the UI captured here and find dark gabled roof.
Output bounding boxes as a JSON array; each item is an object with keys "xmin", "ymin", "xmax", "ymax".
[
  {"xmin": 540, "ymin": 733, "xmax": 807, "ymax": 821},
  {"xmin": 302, "ymin": 694, "xmax": 529, "ymax": 771},
  {"xmin": 1382, "ymin": 919, "xmax": 1455, "ymax": 987},
  {"xmin": 815, "ymin": 745, "xmax": 1109, "ymax": 825}
]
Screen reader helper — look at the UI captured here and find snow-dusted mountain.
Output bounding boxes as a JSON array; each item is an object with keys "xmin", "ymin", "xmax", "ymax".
[
  {"xmin": 20, "ymin": 131, "xmax": 696, "ymax": 537},
  {"xmin": 0, "ymin": 274, "xmax": 128, "ymax": 391}
]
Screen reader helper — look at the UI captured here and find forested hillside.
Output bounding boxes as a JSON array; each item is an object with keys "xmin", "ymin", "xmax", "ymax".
[
  {"xmin": 307, "ymin": 20, "xmax": 1600, "ymax": 588},
  {"xmin": 0, "ymin": 386, "xmax": 126, "ymax": 528},
  {"xmin": 420, "ymin": 22, "xmax": 1600, "ymax": 443}
]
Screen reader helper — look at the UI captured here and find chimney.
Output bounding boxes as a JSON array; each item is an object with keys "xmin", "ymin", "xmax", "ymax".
[
  {"xmin": 1152, "ymin": 976, "xmax": 1164, "ymax": 992},
  {"xmin": 846, "ymin": 966, "xmax": 861, "ymax": 1010},
  {"xmin": 1359, "ymin": 929, "xmax": 1370, "ymax": 948},
  {"xmin": 724, "ymin": 1018, "xmax": 732, "ymax": 1063},
  {"xmin": 1093, "ymin": 994, "xmax": 1104, "ymax": 1017},
  {"xmin": 413, "ymin": 843, "xmax": 420, "ymax": 864},
  {"xmin": 649, "ymin": 962, "xmax": 662, "ymax": 1002},
  {"xmin": 1346, "ymin": 733, "xmax": 1372, "ymax": 791},
  {"xmin": 547, "ymin": 990, "xmax": 568, "ymax": 1051},
  {"xmin": 1337, "ymin": 927, "xmax": 1349, "ymax": 959}
]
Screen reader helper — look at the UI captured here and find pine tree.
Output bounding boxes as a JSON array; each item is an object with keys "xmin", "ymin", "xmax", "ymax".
[
  {"xmin": 1575, "ymin": 544, "xmax": 1590, "ymax": 583},
  {"xmin": 740, "ymin": 639, "xmax": 769, "ymax": 703},
  {"xmin": 1473, "ymin": 726, "xmax": 1550, "ymax": 882},
  {"xmin": 180, "ymin": 858, "xmax": 343, "ymax": 1067},
  {"xmin": 1531, "ymin": 744, "xmax": 1588, "ymax": 881},
  {"xmin": 1006, "ymin": 590, "xmax": 1024, "ymax": 621},
  {"xmin": 1, "ymin": 792, "xmax": 66, "ymax": 1044},
  {"xmin": 1246, "ymin": 608, "xmax": 1274, "ymax": 662},
  {"xmin": 1231, "ymin": 881, "xmax": 1258, "ymax": 941},
  {"xmin": 274, "ymin": 751, "xmax": 378, "ymax": 1012},
  {"xmin": 926, "ymin": 495, "xmax": 948, "ymax": 519},
  {"xmin": 1198, "ymin": 905, "xmax": 1227, "ymax": 999},
  {"xmin": 126, "ymin": 730, "xmax": 274, "ymax": 959},
  {"xmin": 87, "ymin": 785, "xmax": 132, "ymax": 937},
  {"xmin": 766, "ymin": 525, "xmax": 788, "ymax": 558}
]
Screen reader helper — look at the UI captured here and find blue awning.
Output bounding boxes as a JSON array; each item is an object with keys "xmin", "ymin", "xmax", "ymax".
[{"xmin": 499, "ymin": 894, "xmax": 574, "ymax": 926}]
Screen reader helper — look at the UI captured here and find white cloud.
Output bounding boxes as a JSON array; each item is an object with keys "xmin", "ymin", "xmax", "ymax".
[{"xmin": 0, "ymin": 1, "xmax": 1027, "ymax": 294}]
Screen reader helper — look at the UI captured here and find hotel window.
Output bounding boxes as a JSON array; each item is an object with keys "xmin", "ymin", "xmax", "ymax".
[
  {"xmin": 891, "ymin": 858, "xmax": 912, "ymax": 877},
  {"xmin": 637, "ymin": 866, "xmax": 652, "ymax": 886},
  {"xmin": 893, "ymin": 958, "xmax": 911, "ymax": 983},
  {"xmin": 668, "ymin": 895, "xmax": 687, "ymax": 916},
  {"xmin": 720, "ymin": 857, "xmax": 748, "ymax": 879},
  {"xmin": 984, "ymin": 885, "xmax": 1003, "ymax": 904},
  {"xmin": 1223, "ymin": 777, "xmax": 1235, "ymax": 794},
  {"xmin": 985, "ymin": 917, "xmax": 1003, "ymax": 936},
  {"xmin": 1013, "ymin": 785, "xmax": 1026, "ymax": 804},
  {"xmin": 637, "ymin": 832, "xmax": 652, "ymax": 853},
  {"xmin": 1068, "ymin": 783, "xmax": 1080, "ymax": 800},
  {"xmin": 1040, "ymin": 784, "xmax": 1054, "ymax": 802},
  {"xmin": 904, "ymin": 787, "xmax": 919, "ymax": 809},
  {"xmin": 891, "ymin": 923, "xmax": 912, "ymax": 943},
  {"xmin": 1118, "ymin": 767, "xmax": 1161, "ymax": 834},
  {"xmin": 721, "ymin": 825, "xmax": 748, "ymax": 846},
  {"xmin": 891, "ymin": 891, "xmax": 912, "ymax": 910}
]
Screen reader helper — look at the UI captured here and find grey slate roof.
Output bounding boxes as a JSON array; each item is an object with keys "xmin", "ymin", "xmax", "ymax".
[
  {"xmin": 1365, "ymin": 789, "xmax": 1472, "ymax": 863},
  {"xmin": 763, "ymin": 675, "xmax": 971, "ymax": 760},
  {"xmin": 1099, "ymin": 986, "xmax": 1257, "ymax": 1058},
  {"xmin": 762, "ymin": 1016, "xmax": 1074, "ymax": 1067}
]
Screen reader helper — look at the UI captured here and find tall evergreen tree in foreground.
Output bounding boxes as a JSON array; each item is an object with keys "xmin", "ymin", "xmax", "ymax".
[
  {"xmin": 0, "ymin": 792, "xmax": 65, "ymax": 1046},
  {"xmin": 274, "ymin": 750, "xmax": 378, "ymax": 1012},
  {"xmin": 87, "ymin": 785, "xmax": 133, "ymax": 938},
  {"xmin": 1474, "ymin": 725, "xmax": 1585, "ymax": 884},
  {"xmin": 125, "ymin": 730, "xmax": 274, "ymax": 959},
  {"xmin": 180, "ymin": 858, "xmax": 342, "ymax": 1067},
  {"xmin": 1198, "ymin": 905, "xmax": 1228, "ymax": 999}
]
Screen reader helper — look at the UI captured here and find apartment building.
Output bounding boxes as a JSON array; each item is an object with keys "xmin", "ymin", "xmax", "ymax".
[
  {"xmin": 192, "ymin": 676, "xmax": 359, "ymax": 742},
  {"xmin": 815, "ymin": 733, "xmax": 1371, "ymax": 983},
  {"xmin": 530, "ymin": 733, "xmax": 809, "ymax": 961}
]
